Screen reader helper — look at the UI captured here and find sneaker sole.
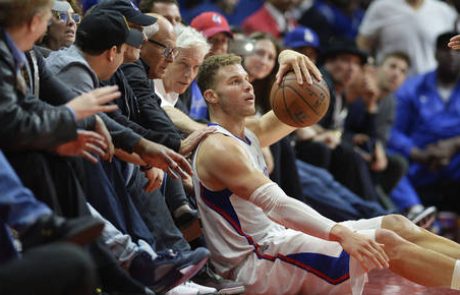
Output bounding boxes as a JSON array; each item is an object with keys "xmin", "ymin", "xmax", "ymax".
[
  {"xmin": 411, "ymin": 207, "xmax": 437, "ymax": 227},
  {"xmin": 153, "ymin": 256, "xmax": 209, "ymax": 294},
  {"xmin": 217, "ymin": 286, "xmax": 246, "ymax": 294}
]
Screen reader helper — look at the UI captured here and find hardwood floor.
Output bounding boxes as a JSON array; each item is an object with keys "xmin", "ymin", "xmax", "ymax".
[{"xmin": 364, "ymin": 269, "xmax": 460, "ymax": 294}]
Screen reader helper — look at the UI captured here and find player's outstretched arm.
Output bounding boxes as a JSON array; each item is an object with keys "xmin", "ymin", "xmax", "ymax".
[
  {"xmin": 197, "ymin": 133, "xmax": 337, "ymax": 239},
  {"xmin": 196, "ymin": 133, "xmax": 388, "ymax": 270}
]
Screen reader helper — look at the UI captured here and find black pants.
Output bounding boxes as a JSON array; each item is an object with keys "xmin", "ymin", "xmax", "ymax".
[
  {"xmin": 270, "ymin": 137, "xmax": 303, "ymax": 198},
  {"xmin": 0, "ymin": 243, "xmax": 96, "ymax": 295},
  {"xmin": 5, "ymin": 151, "xmax": 147, "ymax": 293}
]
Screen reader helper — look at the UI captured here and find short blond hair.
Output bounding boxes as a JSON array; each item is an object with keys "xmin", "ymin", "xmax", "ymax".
[
  {"xmin": 0, "ymin": 0, "xmax": 53, "ymax": 28},
  {"xmin": 197, "ymin": 54, "xmax": 242, "ymax": 93}
]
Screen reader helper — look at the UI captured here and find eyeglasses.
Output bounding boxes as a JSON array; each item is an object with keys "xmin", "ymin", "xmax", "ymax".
[
  {"xmin": 52, "ymin": 11, "xmax": 81, "ymax": 24},
  {"xmin": 147, "ymin": 38, "xmax": 179, "ymax": 59}
]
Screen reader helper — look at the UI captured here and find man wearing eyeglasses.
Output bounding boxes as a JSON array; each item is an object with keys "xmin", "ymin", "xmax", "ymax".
[
  {"xmin": 41, "ymin": 0, "xmax": 81, "ymax": 52},
  {"xmin": 122, "ymin": 15, "xmax": 212, "ymax": 156}
]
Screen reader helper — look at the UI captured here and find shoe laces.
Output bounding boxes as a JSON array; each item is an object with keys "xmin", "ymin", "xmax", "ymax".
[{"xmin": 156, "ymin": 249, "xmax": 178, "ymax": 261}]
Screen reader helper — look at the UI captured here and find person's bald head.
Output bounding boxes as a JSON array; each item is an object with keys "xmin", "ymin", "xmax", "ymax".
[{"xmin": 141, "ymin": 13, "xmax": 178, "ymax": 79}]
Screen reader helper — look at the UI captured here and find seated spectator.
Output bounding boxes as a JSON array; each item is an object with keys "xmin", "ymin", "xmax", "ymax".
[
  {"xmin": 180, "ymin": 0, "xmax": 263, "ymax": 27},
  {"xmin": 283, "ymin": 25, "xmax": 320, "ymax": 64},
  {"xmin": 39, "ymin": 0, "xmax": 80, "ymax": 54},
  {"xmin": 298, "ymin": 0, "xmax": 365, "ymax": 44},
  {"xmin": 357, "ymin": 0, "xmax": 457, "ymax": 76},
  {"xmin": 388, "ymin": 32, "xmax": 460, "ymax": 213},
  {"xmin": 344, "ymin": 51, "xmax": 436, "ymax": 227},
  {"xmin": 140, "ymin": 0, "xmax": 183, "ymax": 26},
  {"xmin": 241, "ymin": 0, "xmax": 297, "ymax": 38}
]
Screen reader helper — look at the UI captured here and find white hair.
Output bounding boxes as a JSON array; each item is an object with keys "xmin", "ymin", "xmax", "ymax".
[
  {"xmin": 143, "ymin": 22, "xmax": 160, "ymax": 39},
  {"xmin": 175, "ymin": 24, "xmax": 210, "ymax": 57}
]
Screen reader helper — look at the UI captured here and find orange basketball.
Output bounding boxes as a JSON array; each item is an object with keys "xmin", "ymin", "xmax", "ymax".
[{"xmin": 270, "ymin": 72, "xmax": 330, "ymax": 128}]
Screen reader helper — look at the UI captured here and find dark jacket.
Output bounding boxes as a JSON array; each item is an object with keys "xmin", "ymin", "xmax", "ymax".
[
  {"xmin": 121, "ymin": 59, "xmax": 182, "ymax": 152},
  {"xmin": 101, "ymin": 68, "xmax": 181, "ymax": 147},
  {"xmin": 0, "ymin": 28, "xmax": 77, "ymax": 151}
]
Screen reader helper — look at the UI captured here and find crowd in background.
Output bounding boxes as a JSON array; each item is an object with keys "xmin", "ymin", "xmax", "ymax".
[{"xmin": 1, "ymin": 0, "xmax": 460, "ymax": 294}]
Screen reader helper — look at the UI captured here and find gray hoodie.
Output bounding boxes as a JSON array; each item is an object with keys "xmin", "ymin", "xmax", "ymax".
[{"xmin": 46, "ymin": 45, "xmax": 141, "ymax": 152}]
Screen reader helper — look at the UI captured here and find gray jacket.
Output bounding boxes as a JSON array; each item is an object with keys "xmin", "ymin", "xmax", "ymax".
[{"xmin": 46, "ymin": 45, "xmax": 141, "ymax": 152}]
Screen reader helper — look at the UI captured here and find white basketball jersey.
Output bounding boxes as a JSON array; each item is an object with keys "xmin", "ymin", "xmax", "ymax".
[{"xmin": 192, "ymin": 124, "xmax": 286, "ymax": 276}]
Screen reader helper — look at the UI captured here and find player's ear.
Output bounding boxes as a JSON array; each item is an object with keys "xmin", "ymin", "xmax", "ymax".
[{"xmin": 203, "ymin": 89, "xmax": 218, "ymax": 104}]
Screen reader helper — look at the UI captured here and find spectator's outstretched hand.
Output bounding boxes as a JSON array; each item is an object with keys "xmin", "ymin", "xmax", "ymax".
[
  {"xmin": 276, "ymin": 50, "xmax": 322, "ymax": 85},
  {"xmin": 54, "ymin": 130, "xmax": 107, "ymax": 163},
  {"xmin": 179, "ymin": 126, "xmax": 217, "ymax": 157},
  {"xmin": 134, "ymin": 138, "xmax": 193, "ymax": 179},
  {"xmin": 142, "ymin": 167, "xmax": 164, "ymax": 192},
  {"xmin": 448, "ymin": 35, "xmax": 460, "ymax": 50},
  {"xmin": 66, "ymin": 86, "xmax": 120, "ymax": 121}
]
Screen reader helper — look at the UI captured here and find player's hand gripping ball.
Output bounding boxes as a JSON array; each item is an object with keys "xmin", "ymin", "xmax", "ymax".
[{"xmin": 270, "ymin": 72, "xmax": 330, "ymax": 127}]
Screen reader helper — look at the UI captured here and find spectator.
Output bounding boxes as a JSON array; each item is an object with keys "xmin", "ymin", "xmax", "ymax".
[
  {"xmin": 241, "ymin": 0, "xmax": 298, "ymax": 38},
  {"xmin": 357, "ymin": 0, "xmax": 457, "ymax": 76},
  {"xmin": 388, "ymin": 32, "xmax": 460, "ymax": 213},
  {"xmin": 40, "ymin": 0, "xmax": 80, "ymax": 53}
]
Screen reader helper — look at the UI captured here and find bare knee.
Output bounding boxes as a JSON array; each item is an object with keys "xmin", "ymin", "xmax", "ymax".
[{"xmin": 382, "ymin": 214, "xmax": 421, "ymax": 242}]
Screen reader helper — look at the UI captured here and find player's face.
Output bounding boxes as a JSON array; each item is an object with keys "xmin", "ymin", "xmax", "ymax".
[
  {"xmin": 163, "ymin": 47, "xmax": 205, "ymax": 94},
  {"xmin": 244, "ymin": 38, "xmax": 277, "ymax": 81},
  {"xmin": 214, "ymin": 64, "xmax": 256, "ymax": 117},
  {"xmin": 378, "ymin": 57, "xmax": 408, "ymax": 92}
]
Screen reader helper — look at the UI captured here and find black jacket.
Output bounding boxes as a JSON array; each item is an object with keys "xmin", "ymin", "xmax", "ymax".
[
  {"xmin": 121, "ymin": 59, "xmax": 182, "ymax": 152},
  {"xmin": 0, "ymin": 28, "xmax": 77, "ymax": 151},
  {"xmin": 101, "ymin": 68, "xmax": 183, "ymax": 150}
]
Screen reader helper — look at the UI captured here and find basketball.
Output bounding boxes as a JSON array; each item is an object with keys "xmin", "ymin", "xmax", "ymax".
[{"xmin": 270, "ymin": 72, "xmax": 330, "ymax": 128}]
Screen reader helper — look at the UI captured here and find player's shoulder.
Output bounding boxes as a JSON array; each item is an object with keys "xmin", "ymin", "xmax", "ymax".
[{"xmin": 196, "ymin": 132, "xmax": 249, "ymax": 165}]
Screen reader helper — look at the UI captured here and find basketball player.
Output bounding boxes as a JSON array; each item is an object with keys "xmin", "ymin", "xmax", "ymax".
[{"xmin": 193, "ymin": 52, "xmax": 460, "ymax": 295}]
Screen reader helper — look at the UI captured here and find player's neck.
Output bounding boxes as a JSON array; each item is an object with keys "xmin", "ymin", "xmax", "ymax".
[{"xmin": 210, "ymin": 113, "xmax": 246, "ymax": 139}]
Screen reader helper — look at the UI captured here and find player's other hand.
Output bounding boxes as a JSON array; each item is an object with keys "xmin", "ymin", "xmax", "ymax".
[{"xmin": 330, "ymin": 224, "xmax": 389, "ymax": 271}]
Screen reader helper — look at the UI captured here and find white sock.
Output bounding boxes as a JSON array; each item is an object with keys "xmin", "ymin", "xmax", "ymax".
[{"xmin": 450, "ymin": 260, "xmax": 460, "ymax": 289}]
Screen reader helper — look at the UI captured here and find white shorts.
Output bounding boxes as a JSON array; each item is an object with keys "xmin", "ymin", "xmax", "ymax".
[{"xmin": 232, "ymin": 217, "xmax": 383, "ymax": 295}]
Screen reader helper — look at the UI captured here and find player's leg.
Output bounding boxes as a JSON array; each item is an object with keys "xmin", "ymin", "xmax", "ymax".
[
  {"xmin": 232, "ymin": 230, "xmax": 367, "ymax": 295},
  {"xmin": 376, "ymin": 228, "xmax": 457, "ymax": 288},
  {"xmin": 382, "ymin": 214, "xmax": 460, "ymax": 259}
]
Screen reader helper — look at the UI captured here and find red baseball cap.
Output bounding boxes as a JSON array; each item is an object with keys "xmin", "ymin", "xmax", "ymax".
[{"xmin": 190, "ymin": 12, "xmax": 233, "ymax": 39}]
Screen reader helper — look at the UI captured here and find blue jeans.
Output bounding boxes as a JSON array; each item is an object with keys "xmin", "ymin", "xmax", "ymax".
[
  {"xmin": 296, "ymin": 160, "xmax": 388, "ymax": 221},
  {"xmin": 127, "ymin": 166, "xmax": 190, "ymax": 252},
  {"xmin": 0, "ymin": 151, "xmax": 51, "ymax": 263},
  {"xmin": 82, "ymin": 158, "xmax": 154, "ymax": 246}
]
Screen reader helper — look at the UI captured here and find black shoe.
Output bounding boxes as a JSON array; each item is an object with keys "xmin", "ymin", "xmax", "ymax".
[
  {"xmin": 173, "ymin": 204, "xmax": 199, "ymax": 227},
  {"xmin": 192, "ymin": 264, "xmax": 245, "ymax": 294},
  {"xmin": 130, "ymin": 248, "xmax": 209, "ymax": 294},
  {"xmin": 20, "ymin": 214, "xmax": 104, "ymax": 251}
]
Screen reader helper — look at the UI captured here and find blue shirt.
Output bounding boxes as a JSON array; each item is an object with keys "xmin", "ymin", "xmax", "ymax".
[
  {"xmin": 388, "ymin": 70, "xmax": 460, "ymax": 157},
  {"xmin": 3, "ymin": 30, "xmax": 26, "ymax": 73}
]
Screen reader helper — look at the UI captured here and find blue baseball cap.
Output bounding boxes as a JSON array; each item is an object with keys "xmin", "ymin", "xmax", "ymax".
[{"xmin": 284, "ymin": 26, "xmax": 320, "ymax": 49}]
